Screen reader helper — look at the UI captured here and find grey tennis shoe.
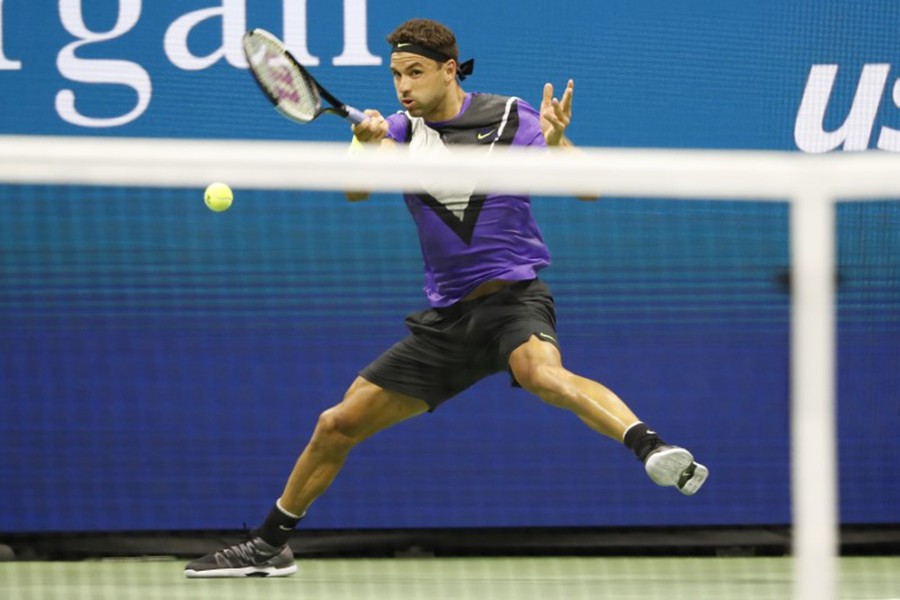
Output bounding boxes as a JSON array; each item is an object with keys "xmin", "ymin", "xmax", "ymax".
[
  {"xmin": 184, "ymin": 536, "xmax": 296, "ymax": 578},
  {"xmin": 644, "ymin": 445, "xmax": 708, "ymax": 496}
]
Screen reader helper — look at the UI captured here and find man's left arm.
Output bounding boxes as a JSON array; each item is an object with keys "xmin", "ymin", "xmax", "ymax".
[
  {"xmin": 540, "ymin": 79, "xmax": 599, "ymax": 200},
  {"xmin": 540, "ymin": 79, "xmax": 573, "ymax": 147}
]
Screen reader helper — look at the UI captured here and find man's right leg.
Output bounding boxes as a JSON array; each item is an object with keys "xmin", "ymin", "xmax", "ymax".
[
  {"xmin": 278, "ymin": 376, "xmax": 430, "ymax": 516},
  {"xmin": 184, "ymin": 376, "xmax": 429, "ymax": 578}
]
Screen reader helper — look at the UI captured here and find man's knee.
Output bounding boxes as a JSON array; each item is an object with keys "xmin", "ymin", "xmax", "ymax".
[
  {"xmin": 513, "ymin": 362, "xmax": 545, "ymax": 395},
  {"xmin": 311, "ymin": 405, "xmax": 363, "ymax": 455},
  {"xmin": 510, "ymin": 335, "xmax": 566, "ymax": 395},
  {"xmin": 517, "ymin": 363, "xmax": 574, "ymax": 407}
]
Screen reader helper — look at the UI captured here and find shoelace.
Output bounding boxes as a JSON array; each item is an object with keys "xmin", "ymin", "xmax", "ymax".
[
  {"xmin": 218, "ymin": 525, "xmax": 271, "ymax": 565},
  {"xmin": 224, "ymin": 538, "xmax": 266, "ymax": 564}
]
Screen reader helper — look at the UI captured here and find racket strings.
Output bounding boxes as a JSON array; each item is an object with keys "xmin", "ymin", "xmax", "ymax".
[{"xmin": 246, "ymin": 38, "xmax": 319, "ymax": 121}]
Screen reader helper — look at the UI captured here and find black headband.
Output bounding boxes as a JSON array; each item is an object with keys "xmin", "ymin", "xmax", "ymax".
[{"xmin": 391, "ymin": 42, "xmax": 475, "ymax": 81}]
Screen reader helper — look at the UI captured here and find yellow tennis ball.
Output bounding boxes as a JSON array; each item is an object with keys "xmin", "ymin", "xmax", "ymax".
[{"xmin": 204, "ymin": 182, "xmax": 233, "ymax": 212}]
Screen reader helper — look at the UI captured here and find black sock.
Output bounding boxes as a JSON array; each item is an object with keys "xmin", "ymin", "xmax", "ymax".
[
  {"xmin": 623, "ymin": 422, "xmax": 665, "ymax": 462},
  {"xmin": 252, "ymin": 501, "xmax": 304, "ymax": 547}
]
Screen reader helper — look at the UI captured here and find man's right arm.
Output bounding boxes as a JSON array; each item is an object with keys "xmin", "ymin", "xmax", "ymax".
[{"xmin": 345, "ymin": 109, "xmax": 393, "ymax": 202}]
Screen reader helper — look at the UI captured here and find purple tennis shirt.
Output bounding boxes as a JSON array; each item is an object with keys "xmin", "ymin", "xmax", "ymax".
[{"xmin": 384, "ymin": 92, "xmax": 551, "ymax": 307}]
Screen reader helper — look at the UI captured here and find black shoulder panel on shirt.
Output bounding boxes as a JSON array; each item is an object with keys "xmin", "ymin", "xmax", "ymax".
[{"xmin": 434, "ymin": 94, "xmax": 520, "ymax": 146}]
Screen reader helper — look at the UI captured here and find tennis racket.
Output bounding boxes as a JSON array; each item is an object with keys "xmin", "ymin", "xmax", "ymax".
[{"xmin": 241, "ymin": 28, "xmax": 367, "ymax": 125}]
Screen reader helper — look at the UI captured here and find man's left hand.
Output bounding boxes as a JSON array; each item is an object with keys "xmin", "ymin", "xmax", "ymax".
[{"xmin": 540, "ymin": 79, "xmax": 574, "ymax": 147}]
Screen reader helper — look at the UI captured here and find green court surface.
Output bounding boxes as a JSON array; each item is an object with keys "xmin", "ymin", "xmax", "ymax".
[{"xmin": 1, "ymin": 556, "xmax": 898, "ymax": 600}]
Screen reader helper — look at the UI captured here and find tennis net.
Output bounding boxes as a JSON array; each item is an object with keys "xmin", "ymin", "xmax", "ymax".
[{"xmin": 1, "ymin": 136, "xmax": 899, "ymax": 600}]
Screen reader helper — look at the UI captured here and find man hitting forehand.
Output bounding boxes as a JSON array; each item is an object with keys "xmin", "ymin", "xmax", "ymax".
[{"xmin": 185, "ymin": 18, "xmax": 707, "ymax": 578}]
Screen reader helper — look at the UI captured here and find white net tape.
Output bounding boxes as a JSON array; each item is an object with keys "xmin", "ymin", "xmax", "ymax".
[{"xmin": 3, "ymin": 136, "xmax": 900, "ymax": 200}]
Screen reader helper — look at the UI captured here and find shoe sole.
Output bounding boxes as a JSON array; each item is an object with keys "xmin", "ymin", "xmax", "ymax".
[
  {"xmin": 677, "ymin": 461, "xmax": 708, "ymax": 495},
  {"xmin": 644, "ymin": 447, "xmax": 708, "ymax": 496},
  {"xmin": 185, "ymin": 564, "xmax": 297, "ymax": 578}
]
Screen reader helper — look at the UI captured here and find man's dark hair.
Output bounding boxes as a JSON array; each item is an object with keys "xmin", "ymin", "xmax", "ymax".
[{"xmin": 387, "ymin": 18, "xmax": 459, "ymax": 63}]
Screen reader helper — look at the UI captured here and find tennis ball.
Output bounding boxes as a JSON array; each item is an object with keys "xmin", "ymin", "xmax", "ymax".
[{"xmin": 204, "ymin": 182, "xmax": 233, "ymax": 212}]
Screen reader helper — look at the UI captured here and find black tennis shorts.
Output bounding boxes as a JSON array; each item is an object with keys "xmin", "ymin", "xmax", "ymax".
[{"xmin": 359, "ymin": 278, "xmax": 559, "ymax": 410}]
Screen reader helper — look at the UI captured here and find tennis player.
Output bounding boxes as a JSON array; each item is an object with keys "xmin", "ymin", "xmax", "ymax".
[{"xmin": 185, "ymin": 18, "xmax": 708, "ymax": 578}]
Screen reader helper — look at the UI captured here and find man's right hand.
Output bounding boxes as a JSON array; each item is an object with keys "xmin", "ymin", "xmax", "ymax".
[
  {"xmin": 346, "ymin": 109, "xmax": 390, "ymax": 201},
  {"xmin": 351, "ymin": 109, "xmax": 389, "ymax": 143}
]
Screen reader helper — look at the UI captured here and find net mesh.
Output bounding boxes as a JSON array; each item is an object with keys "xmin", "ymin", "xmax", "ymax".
[{"xmin": 1, "ymin": 137, "xmax": 899, "ymax": 600}]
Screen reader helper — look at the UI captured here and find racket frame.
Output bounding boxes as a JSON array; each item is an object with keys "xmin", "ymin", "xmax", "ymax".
[{"xmin": 243, "ymin": 28, "xmax": 367, "ymax": 125}]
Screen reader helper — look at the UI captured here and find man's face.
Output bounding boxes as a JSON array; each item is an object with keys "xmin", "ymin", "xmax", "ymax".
[{"xmin": 390, "ymin": 52, "xmax": 451, "ymax": 119}]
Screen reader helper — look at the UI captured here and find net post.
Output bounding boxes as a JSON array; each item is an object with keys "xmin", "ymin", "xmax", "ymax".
[{"xmin": 790, "ymin": 186, "xmax": 838, "ymax": 600}]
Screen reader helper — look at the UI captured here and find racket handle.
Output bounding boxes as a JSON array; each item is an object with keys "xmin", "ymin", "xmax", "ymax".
[{"xmin": 344, "ymin": 106, "xmax": 368, "ymax": 125}]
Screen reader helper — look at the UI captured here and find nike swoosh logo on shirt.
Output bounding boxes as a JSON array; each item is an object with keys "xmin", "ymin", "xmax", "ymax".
[{"xmin": 477, "ymin": 129, "xmax": 496, "ymax": 140}]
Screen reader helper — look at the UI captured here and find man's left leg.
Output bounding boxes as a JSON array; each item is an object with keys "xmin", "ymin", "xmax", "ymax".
[{"xmin": 508, "ymin": 335, "xmax": 708, "ymax": 495}]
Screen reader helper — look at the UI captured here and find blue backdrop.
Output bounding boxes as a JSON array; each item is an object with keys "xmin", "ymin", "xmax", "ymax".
[{"xmin": 1, "ymin": 0, "xmax": 898, "ymax": 532}]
